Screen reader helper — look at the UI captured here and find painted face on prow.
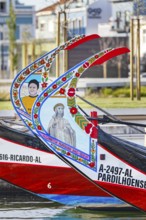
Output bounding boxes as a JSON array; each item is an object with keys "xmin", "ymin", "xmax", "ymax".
[{"xmin": 28, "ymin": 83, "xmax": 38, "ymax": 97}]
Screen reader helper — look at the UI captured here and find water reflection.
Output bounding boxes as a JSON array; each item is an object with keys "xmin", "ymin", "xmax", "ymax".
[
  {"xmin": 0, "ymin": 197, "xmax": 67, "ymax": 219},
  {"xmin": 0, "ymin": 194, "xmax": 146, "ymax": 220}
]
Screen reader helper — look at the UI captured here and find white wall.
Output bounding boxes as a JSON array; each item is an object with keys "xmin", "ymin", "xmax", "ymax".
[{"xmin": 86, "ymin": 0, "xmax": 112, "ymax": 35}]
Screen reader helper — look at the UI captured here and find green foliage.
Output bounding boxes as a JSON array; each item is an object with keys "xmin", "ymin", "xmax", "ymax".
[
  {"xmin": 0, "ymin": 101, "xmax": 13, "ymax": 110},
  {"xmin": 2, "ymin": 95, "xmax": 146, "ymax": 110},
  {"xmin": 1, "ymin": 86, "xmax": 146, "ymax": 110},
  {"xmin": 101, "ymin": 88, "xmax": 113, "ymax": 97},
  {"xmin": 6, "ymin": 2, "xmax": 17, "ymax": 78},
  {"xmin": 85, "ymin": 87, "xmax": 98, "ymax": 95},
  {"xmin": 112, "ymin": 87, "xmax": 130, "ymax": 97},
  {"xmin": 77, "ymin": 96, "xmax": 146, "ymax": 109},
  {"xmin": 7, "ymin": 3, "xmax": 16, "ymax": 41},
  {"xmin": 141, "ymin": 86, "xmax": 146, "ymax": 97},
  {"xmin": 100, "ymin": 86, "xmax": 146, "ymax": 98}
]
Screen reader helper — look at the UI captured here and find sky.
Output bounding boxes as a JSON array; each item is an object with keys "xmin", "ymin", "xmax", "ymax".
[{"xmin": 18, "ymin": 0, "xmax": 55, "ymax": 11}]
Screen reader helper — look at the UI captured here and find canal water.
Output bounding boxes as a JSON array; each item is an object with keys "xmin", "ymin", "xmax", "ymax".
[{"xmin": 1, "ymin": 195, "xmax": 146, "ymax": 220}]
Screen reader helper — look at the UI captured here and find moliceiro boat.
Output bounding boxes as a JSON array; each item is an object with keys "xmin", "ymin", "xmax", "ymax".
[
  {"xmin": 29, "ymin": 41, "xmax": 146, "ymax": 211},
  {"xmin": 0, "ymin": 34, "xmax": 125, "ymax": 206},
  {"xmin": 8, "ymin": 34, "xmax": 146, "ymax": 211},
  {"xmin": 0, "ymin": 120, "xmax": 124, "ymax": 206}
]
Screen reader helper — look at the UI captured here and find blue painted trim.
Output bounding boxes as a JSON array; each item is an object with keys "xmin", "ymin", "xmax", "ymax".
[{"xmin": 37, "ymin": 194, "xmax": 125, "ymax": 206}]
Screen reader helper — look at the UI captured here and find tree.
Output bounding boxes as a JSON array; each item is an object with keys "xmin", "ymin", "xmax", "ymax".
[{"xmin": 7, "ymin": 1, "xmax": 17, "ymax": 78}]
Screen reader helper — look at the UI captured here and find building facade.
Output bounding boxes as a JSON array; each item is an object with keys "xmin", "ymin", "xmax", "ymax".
[
  {"xmin": 0, "ymin": 0, "xmax": 35, "ymax": 78},
  {"xmin": 1, "ymin": 0, "xmax": 146, "ymax": 79},
  {"xmin": 36, "ymin": 0, "xmax": 131, "ymax": 77}
]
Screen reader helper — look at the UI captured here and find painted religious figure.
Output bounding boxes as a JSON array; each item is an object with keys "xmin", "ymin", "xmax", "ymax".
[{"xmin": 48, "ymin": 103, "xmax": 76, "ymax": 147}]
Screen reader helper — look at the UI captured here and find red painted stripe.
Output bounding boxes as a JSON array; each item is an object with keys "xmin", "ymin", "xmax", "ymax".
[
  {"xmin": 91, "ymin": 47, "xmax": 130, "ymax": 66},
  {"xmin": 96, "ymin": 181, "xmax": 146, "ymax": 211},
  {"xmin": 65, "ymin": 34, "xmax": 100, "ymax": 50},
  {"xmin": 0, "ymin": 162, "xmax": 111, "ymax": 197}
]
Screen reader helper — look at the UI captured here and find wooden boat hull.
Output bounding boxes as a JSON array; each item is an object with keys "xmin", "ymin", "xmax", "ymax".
[{"xmin": 0, "ymin": 124, "xmax": 124, "ymax": 206}]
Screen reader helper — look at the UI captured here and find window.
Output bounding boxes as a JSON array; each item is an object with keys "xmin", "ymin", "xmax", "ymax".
[
  {"xmin": 72, "ymin": 20, "xmax": 76, "ymax": 35},
  {"xmin": 0, "ymin": 2, "xmax": 6, "ymax": 13},
  {"xmin": 124, "ymin": 10, "xmax": 130, "ymax": 32},
  {"xmin": 79, "ymin": 19, "xmax": 82, "ymax": 34},
  {"xmin": 116, "ymin": 11, "xmax": 122, "ymax": 29},
  {"xmin": 0, "ymin": 31, "xmax": 3, "ymax": 40},
  {"xmin": 36, "ymin": 17, "xmax": 38, "ymax": 29},
  {"xmin": 40, "ymin": 23, "xmax": 45, "ymax": 31},
  {"xmin": 143, "ymin": 29, "xmax": 146, "ymax": 43}
]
